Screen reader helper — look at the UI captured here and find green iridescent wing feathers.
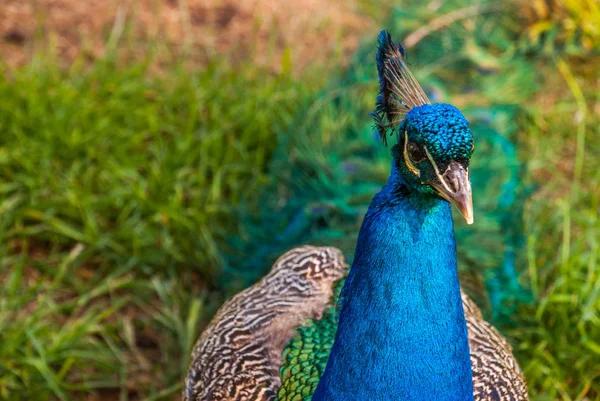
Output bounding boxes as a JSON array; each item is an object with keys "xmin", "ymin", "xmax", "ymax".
[{"xmin": 277, "ymin": 280, "xmax": 343, "ymax": 401}]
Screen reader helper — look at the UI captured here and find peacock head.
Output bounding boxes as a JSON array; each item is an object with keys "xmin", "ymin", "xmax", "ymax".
[
  {"xmin": 393, "ymin": 103, "xmax": 474, "ymax": 223},
  {"xmin": 372, "ymin": 30, "xmax": 474, "ymax": 224}
]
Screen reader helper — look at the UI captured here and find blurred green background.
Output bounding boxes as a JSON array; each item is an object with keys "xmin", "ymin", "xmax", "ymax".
[{"xmin": 0, "ymin": 0, "xmax": 598, "ymax": 400}]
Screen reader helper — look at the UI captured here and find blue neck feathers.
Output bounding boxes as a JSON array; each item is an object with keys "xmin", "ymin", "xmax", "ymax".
[{"xmin": 313, "ymin": 165, "xmax": 474, "ymax": 401}]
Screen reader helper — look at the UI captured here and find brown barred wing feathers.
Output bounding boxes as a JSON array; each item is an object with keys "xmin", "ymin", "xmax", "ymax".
[
  {"xmin": 184, "ymin": 246, "xmax": 347, "ymax": 401},
  {"xmin": 462, "ymin": 291, "xmax": 529, "ymax": 400}
]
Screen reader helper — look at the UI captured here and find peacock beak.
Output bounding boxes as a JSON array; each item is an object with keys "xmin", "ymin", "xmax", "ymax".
[{"xmin": 430, "ymin": 161, "xmax": 474, "ymax": 225}]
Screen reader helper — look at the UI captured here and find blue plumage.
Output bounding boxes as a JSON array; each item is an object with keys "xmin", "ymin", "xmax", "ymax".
[
  {"xmin": 313, "ymin": 164, "xmax": 474, "ymax": 400},
  {"xmin": 313, "ymin": 95, "xmax": 476, "ymax": 399},
  {"xmin": 312, "ymin": 31, "xmax": 479, "ymax": 398}
]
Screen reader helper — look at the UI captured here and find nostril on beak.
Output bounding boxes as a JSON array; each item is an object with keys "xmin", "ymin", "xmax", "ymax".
[
  {"xmin": 443, "ymin": 162, "xmax": 465, "ymax": 194},
  {"xmin": 451, "ymin": 176, "xmax": 460, "ymax": 193}
]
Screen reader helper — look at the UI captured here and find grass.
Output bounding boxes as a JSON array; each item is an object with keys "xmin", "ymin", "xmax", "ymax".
[
  {"xmin": 511, "ymin": 57, "xmax": 600, "ymax": 400},
  {"xmin": 0, "ymin": 53, "xmax": 317, "ymax": 284},
  {"xmin": 0, "ymin": 245, "xmax": 210, "ymax": 400},
  {"xmin": 0, "ymin": 53, "xmax": 322, "ymax": 399},
  {"xmin": 0, "ymin": 0, "xmax": 599, "ymax": 400}
]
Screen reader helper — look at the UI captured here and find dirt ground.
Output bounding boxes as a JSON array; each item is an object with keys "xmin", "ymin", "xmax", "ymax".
[{"xmin": 0, "ymin": 0, "xmax": 379, "ymax": 71}]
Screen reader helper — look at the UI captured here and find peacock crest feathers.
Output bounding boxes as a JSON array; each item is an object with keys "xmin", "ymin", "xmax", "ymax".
[{"xmin": 371, "ymin": 29, "xmax": 431, "ymax": 146}]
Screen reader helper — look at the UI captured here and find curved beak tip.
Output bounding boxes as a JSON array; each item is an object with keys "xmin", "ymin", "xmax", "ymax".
[
  {"xmin": 465, "ymin": 214, "xmax": 474, "ymax": 225},
  {"xmin": 455, "ymin": 197, "xmax": 474, "ymax": 225}
]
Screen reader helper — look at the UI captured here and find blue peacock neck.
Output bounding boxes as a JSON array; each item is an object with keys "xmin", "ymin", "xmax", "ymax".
[{"xmin": 313, "ymin": 164, "xmax": 474, "ymax": 401}]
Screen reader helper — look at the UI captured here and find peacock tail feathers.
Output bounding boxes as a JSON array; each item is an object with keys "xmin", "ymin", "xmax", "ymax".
[{"xmin": 224, "ymin": 16, "xmax": 534, "ymax": 320}]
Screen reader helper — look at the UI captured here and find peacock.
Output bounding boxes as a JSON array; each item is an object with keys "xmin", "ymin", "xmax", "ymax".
[{"xmin": 185, "ymin": 30, "xmax": 529, "ymax": 401}]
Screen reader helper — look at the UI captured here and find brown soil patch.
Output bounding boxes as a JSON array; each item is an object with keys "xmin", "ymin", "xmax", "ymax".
[{"xmin": 0, "ymin": 0, "xmax": 380, "ymax": 71}]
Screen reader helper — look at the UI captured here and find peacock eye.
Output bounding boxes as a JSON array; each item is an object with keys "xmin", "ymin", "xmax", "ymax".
[{"xmin": 407, "ymin": 142, "xmax": 425, "ymax": 163}]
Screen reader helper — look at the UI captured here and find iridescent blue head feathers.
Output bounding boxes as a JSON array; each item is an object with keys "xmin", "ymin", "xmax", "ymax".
[{"xmin": 401, "ymin": 104, "xmax": 473, "ymax": 163}]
